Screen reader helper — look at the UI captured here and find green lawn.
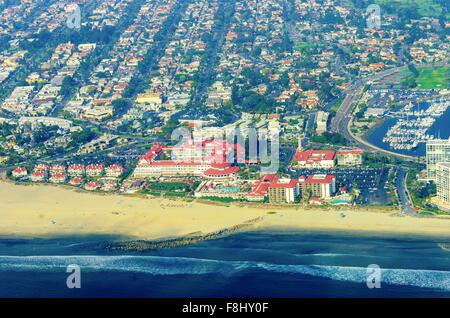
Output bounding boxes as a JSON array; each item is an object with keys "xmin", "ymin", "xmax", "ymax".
[
  {"xmin": 375, "ymin": 0, "xmax": 443, "ymax": 17},
  {"xmin": 330, "ymin": 97, "xmax": 344, "ymax": 113},
  {"xmin": 149, "ymin": 181, "xmax": 191, "ymax": 192},
  {"xmin": 415, "ymin": 66, "xmax": 450, "ymax": 89},
  {"xmin": 294, "ymin": 42, "xmax": 317, "ymax": 53}
]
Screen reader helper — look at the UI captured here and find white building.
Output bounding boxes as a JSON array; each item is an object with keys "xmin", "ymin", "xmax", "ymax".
[
  {"xmin": 18, "ymin": 116, "xmax": 73, "ymax": 130},
  {"xmin": 133, "ymin": 142, "xmax": 240, "ymax": 179},
  {"xmin": 294, "ymin": 150, "xmax": 336, "ymax": 169},
  {"xmin": 268, "ymin": 179, "xmax": 299, "ymax": 204},
  {"xmin": 426, "ymin": 138, "xmax": 450, "ymax": 180},
  {"xmin": 436, "ymin": 163, "xmax": 450, "ymax": 208},
  {"xmin": 315, "ymin": 111, "xmax": 329, "ymax": 135},
  {"xmin": 298, "ymin": 174, "xmax": 336, "ymax": 199},
  {"xmin": 337, "ymin": 150, "xmax": 363, "ymax": 166}
]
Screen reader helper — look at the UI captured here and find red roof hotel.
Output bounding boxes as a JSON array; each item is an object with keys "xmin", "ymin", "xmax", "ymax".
[
  {"xmin": 133, "ymin": 140, "xmax": 241, "ymax": 179},
  {"xmin": 294, "ymin": 150, "xmax": 336, "ymax": 168}
]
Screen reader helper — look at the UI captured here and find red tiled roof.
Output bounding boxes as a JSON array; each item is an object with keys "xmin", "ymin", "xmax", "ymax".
[
  {"xmin": 34, "ymin": 164, "xmax": 49, "ymax": 171},
  {"xmin": 50, "ymin": 165, "xmax": 65, "ymax": 171},
  {"xmin": 103, "ymin": 181, "xmax": 117, "ymax": 188},
  {"xmin": 204, "ymin": 166, "xmax": 239, "ymax": 176},
  {"xmin": 86, "ymin": 182, "xmax": 100, "ymax": 188},
  {"xmin": 270, "ymin": 179, "xmax": 298, "ymax": 189},
  {"xmin": 140, "ymin": 143, "xmax": 164, "ymax": 163},
  {"xmin": 70, "ymin": 177, "xmax": 84, "ymax": 184},
  {"xmin": 248, "ymin": 174, "xmax": 279, "ymax": 197},
  {"xmin": 294, "ymin": 150, "xmax": 336, "ymax": 162},
  {"xmin": 106, "ymin": 164, "xmax": 124, "ymax": 172},
  {"xmin": 300, "ymin": 174, "xmax": 336, "ymax": 184},
  {"xmin": 172, "ymin": 139, "xmax": 244, "ymax": 164},
  {"xmin": 68, "ymin": 164, "xmax": 85, "ymax": 170},
  {"xmin": 140, "ymin": 140, "xmax": 244, "ymax": 167},
  {"xmin": 86, "ymin": 164, "xmax": 104, "ymax": 170},
  {"xmin": 150, "ymin": 161, "xmax": 204, "ymax": 166}
]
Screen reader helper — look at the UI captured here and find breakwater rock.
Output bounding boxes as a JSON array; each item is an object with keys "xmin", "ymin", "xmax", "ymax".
[{"xmin": 105, "ymin": 217, "xmax": 263, "ymax": 252}]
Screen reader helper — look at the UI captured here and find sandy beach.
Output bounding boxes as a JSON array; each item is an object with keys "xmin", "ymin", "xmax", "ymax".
[{"xmin": 1, "ymin": 181, "xmax": 450, "ymax": 241}]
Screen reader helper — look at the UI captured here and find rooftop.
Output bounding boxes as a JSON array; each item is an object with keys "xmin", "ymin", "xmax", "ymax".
[
  {"xmin": 299, "ymin": 174, "xmax": 336, "ymax": 184},
  {"xmin": 294, "ymin": 150, "xmax": 336, "ymax": 162}
]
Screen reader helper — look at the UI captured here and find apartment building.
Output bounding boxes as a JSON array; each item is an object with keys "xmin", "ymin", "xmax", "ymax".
[
  {"xmin": 436, "ymin": 163, "xmax": 450, "ymax": 208},
  {"xmin": 426, "ymin": 139, "xmax": 450, "ymax": 180},
  {"xmin": 268, "ymin": 179, "xmax": 299, "ymax": 204},
  {"xmin": 298, "ymin": 174, "xmax": 336, "ymax": 199}
]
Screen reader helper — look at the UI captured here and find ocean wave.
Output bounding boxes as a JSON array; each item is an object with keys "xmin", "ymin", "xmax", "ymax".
[
  {"xmin": 0, "ymin": 255, "xmax": 238, "ymax": 276},
  {"xmin": 0, "ymin": 255, "xmax": 449, "ymax": 291},
  {"xmin": 257, "ymin": 263, "xmax": 450, "ymax": 291},
  {"xmin": 304, "ymin": 253, "xmax": 354, "ymax": 257}
]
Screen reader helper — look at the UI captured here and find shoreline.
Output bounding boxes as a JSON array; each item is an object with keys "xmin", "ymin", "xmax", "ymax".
[
  {"xmin": 1, "ymin": 181, "xmax": 450, "ymax": 245},
  {"xmin": 99, "ymin": 224, "xmax": 450, "ymax": 252},
  {"xmin": 349, "ymin": 116, "xmax": 419, "ymax": 161},
  {"xmin": 362, "ymin": 117, "xmax": 420, "ymax": 158}
]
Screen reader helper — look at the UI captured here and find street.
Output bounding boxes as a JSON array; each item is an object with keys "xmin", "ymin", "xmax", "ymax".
[{"xmin": 395, "ymin": 166, "xmax": 417, "ymax": 215}]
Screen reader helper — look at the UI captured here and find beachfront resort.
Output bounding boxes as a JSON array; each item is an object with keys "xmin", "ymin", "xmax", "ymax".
[
  {"xmin": 0, "ymin": 0, "xmax": 449, "ymax": 215},
  {"xmin": 6, "ymin": 134, "xmax": 363, "ymax": 206}
]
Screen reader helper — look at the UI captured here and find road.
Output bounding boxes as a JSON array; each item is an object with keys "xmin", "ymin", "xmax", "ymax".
[
  {"xmin": 330, "ymin": 65, "xmax": 423, "ymax": 161},
  {"xmin": 332, "ymin": 62, "xmax": 450, "ymax": 156},
  {"xmin": 191, "ymin": 0, "xmax": 236, "ymax": 106},
  {"xmin": 331, "ymin": 66, "xmax": 408, "ymax": 135},
  {"xmin": 395, "ymin": 167, "xmax": 417, "ymax": 215},
  {"xmin": 330, "ymin": 80, "xmax": 363, "ymax": 136}
]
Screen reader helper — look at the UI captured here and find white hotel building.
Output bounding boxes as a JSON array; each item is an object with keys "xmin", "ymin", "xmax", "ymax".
[
  {"xmin": 436, "ymin": 163, "xmax": 450, "ymax": 209},
  {"xmin": 133, "ymin": 141, "xmax": 240, "ymax": 180},
  {"xmin": 426, "ymin": 138, "xmax": 450, "ymax": 180}
]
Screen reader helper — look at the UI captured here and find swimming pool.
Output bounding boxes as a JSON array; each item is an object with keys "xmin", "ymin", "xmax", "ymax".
[
  {"xmin": 219, "ymin": 187, "xmax": 241, "ymax": 192},
  {"xmin": 330, "ymin": 199, "xmax": 350, "ymax": 205}
]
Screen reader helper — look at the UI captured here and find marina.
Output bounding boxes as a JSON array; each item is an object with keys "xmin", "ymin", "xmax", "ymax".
[{"xmin": 381, "ymin": 97, "xmax": 450, "ymax": 151}]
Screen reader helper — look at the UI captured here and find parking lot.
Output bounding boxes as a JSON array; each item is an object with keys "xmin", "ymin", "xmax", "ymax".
[{"xmin": 291, "ymin": 167, "xmax": 395, "ymax": 206}]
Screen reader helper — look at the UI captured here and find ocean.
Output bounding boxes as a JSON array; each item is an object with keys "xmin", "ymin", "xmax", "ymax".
[{"xmin": 0, "ymin": 232, "xmax": 450, "ymax": 298}]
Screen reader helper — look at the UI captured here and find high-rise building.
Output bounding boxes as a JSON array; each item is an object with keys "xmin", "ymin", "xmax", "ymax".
[
  {"xmin": 436, "ymin": 163, "xmax": 450, "ymax": 207},
  {"xmin": 426, "ymin": 139, "xmax": 450, "ymax": 180}
]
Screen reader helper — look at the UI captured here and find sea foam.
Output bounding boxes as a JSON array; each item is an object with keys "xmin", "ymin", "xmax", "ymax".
[{"xmin": 0, "ymin": 255, "xmax": 449, "ymax": 291}]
